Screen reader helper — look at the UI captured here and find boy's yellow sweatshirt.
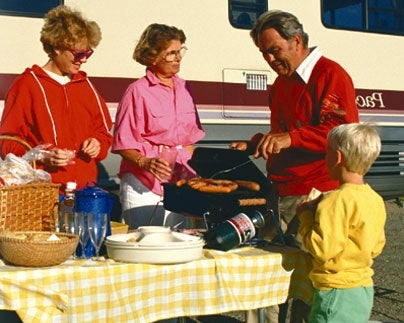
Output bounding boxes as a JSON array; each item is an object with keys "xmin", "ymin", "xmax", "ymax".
[{"xmin": 298, "ymin": 183, "xmax": 386, "ymax": 290}]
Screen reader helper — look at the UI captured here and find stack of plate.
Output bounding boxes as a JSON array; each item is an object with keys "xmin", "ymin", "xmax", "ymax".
[{"xmin": 105, "ymin": 226, "xmax": 205, "ymax": 264}]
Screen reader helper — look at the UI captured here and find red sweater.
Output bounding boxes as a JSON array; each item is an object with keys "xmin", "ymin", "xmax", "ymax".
[
  {"xmin": 267, "ymin": 56, "xmax": 359, "ymax": 196},
  {"xmin": 0, "ymin": 65, "xmax": 113, "ymax": 190}
]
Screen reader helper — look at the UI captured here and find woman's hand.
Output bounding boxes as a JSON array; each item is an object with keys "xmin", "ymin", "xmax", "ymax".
[
  {"xmin": 119, "ymin": 149, "xmax": 175, "ymax": 181},
  {"xmin": 42, "ymin": 148, "xmax": 75, "ymax": 167},
  {"xmin": 80, "ymin": 137, "xmax": 101, "ymax": 158},
  {"xmin": 139, "ymin": 157, "xmax": 173, "ymax": 181}
]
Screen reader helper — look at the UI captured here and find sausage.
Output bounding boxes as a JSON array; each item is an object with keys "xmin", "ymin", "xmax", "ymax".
[
  {"xmin": 234, "ymin": 180, "xmax": 260, "ymax": 192},
  {"xmin": 180, "ymin": 178, "xmax": 239, "ymax": 193},
  {"xmin": 175, "ymin": 179, "xmax": 187, "ymax": 187},
  {"xmin": 198, "ymin": 185, "xmax": 234, "ymax": 193}
]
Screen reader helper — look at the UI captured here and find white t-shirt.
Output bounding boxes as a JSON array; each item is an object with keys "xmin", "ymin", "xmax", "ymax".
[{"xmin": 43, "ymin": 68, "xmax": 71, "ymax": 85}]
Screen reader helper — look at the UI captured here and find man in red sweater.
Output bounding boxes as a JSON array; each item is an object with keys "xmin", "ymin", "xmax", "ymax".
[{"xmin": 230, "ymin": 10, "xmax": 359, "ymax": 323}]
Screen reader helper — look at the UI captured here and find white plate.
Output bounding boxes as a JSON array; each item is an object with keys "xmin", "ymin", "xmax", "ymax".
[
  {"xmin": 105, "ymin": 228, "xmax": 205, "ymax": 264},
  {"xmin": 106, "ymin": 243, "xmax": 204, "ymax": 264},
  {"xmin": 106, "ymin": 231, "xmax": 204, "ymax": 247}
]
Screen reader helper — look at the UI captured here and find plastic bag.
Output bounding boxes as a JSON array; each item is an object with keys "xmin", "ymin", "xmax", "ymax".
[
  {"xmin": 0, "ymin": 153, "xmax": 51, "ymax": 186},
  {"xmin": 22, "ymin": 144, "xmax": 75, "ymax": 165},
  {"xmin": 21, "ymin": 143, "xmax": 53, "ymax": 163}
]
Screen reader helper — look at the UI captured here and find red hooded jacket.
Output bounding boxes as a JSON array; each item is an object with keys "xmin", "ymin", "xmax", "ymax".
[{"xmin": 0, "ymin": 65, "xmax": 113, "ymax": 190}]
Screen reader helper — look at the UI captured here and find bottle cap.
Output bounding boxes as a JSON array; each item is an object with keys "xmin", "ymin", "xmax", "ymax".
[{"xmin": 66, "ymin": 181, "xmax": 77, "ymax": 191}]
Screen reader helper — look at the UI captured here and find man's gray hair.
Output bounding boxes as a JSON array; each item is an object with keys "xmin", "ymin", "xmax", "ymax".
[{"xmin": 250, "ymin": 10, "xmax": 309, "ymax": 48}]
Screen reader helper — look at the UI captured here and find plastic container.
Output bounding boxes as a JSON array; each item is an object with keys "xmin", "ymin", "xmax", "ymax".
[
  {"xmin": 75, "ymin": 183, "xmax": 114, "ymax": 257},
  {"xmin": 111, "ymin": 221, "xmax": 129, "ymax": 235},
  {"xmin": 105, "ymin": 228, "xmax": 205, "ymax": 264}
]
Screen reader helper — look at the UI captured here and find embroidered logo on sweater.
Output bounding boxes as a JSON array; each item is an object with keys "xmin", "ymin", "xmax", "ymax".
[{"xmin": 321, "ymin": 94, "xmax": 347, "ymax": 122}]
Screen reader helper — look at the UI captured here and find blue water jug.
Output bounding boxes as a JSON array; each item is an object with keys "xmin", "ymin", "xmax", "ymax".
[{"xmin": 75, "ymin": 182, "xmax": 114, "ymax": 258}]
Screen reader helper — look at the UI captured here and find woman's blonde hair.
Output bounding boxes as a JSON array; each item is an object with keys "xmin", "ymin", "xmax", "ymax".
[
  {"xmin": 40, "ymin": 5, "xmax": 101, "ymax": 56},
  {"xmin": 328, "ymin": 123, "xmax": 381, "ymax": 175},
  {"xmin": 133, "ymin": 23, "xmax": 186, "ymax": 67}
]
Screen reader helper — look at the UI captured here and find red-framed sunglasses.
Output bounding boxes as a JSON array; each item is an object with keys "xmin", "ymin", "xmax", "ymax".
[{"xmin": 68, "ymin": 48, "xmax": 94, "ymax": 61}]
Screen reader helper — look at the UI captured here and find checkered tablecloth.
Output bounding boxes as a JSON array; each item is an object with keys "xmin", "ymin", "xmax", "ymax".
[{"xmin": 0, "ymin": 245, "xmax": 312, "ymax": 323}]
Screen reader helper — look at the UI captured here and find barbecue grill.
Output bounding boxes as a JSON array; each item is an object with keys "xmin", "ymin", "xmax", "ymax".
[{"xmin": 163, "ymin": 147, "xmax": 272, "ymax": 226}]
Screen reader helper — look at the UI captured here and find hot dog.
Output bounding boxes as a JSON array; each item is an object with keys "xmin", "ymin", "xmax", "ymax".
[
  {"xmin": 178, "ymin": 177, "xmax": 239, "ymax": 194},
  {"xmin": 234, "ymin": 180, "xmax": 260, "ymax": 192},
  {"xmin": 198, "ymin": 185, "xmax": 234, "ymax": 193}
]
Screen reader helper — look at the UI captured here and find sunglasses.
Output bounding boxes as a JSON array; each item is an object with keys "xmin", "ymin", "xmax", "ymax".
[{"xmin": 68, "ymin": 48, "xmax": 94, "ymax": 61}]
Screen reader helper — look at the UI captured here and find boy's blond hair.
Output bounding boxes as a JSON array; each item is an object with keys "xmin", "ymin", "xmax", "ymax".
[{"xmin": 328, "ymin": 123, "xmax": 381, "ymax": 175}]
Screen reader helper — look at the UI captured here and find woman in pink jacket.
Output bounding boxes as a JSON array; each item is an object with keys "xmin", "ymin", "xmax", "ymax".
[
  {"xmin": 0, "ymin": 5, "xmax": 112, "ymax": 192},
  {"xmin": 112, "ymin": 24, "xmax": 205, "ymax": 229}
]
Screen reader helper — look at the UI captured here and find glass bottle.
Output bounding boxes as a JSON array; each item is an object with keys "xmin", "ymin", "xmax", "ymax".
[{"xmin": 59, "ymin": 181, "xmax": 77, "ymax": 234}]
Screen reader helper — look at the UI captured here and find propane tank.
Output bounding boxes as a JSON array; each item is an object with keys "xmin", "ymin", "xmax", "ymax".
[{"xmin": 204, "ymin": 210, "xmax": 267, "ymax": 251}]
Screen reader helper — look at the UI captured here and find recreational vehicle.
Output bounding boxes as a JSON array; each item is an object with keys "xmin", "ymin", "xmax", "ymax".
[{"xmin": 0, "ymin": 0, "xmax": 403, "ymax": 198}]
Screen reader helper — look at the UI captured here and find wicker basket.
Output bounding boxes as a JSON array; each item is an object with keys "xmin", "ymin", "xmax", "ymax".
[
  {"xmin": 0, "ymin": 231, "xmax": 79, "ymax": 267},
  {"xmin": 0, "ymin": 134, "xmax": 36, "ymax": 168},
  {"xmin": 0, "ymin": 135, "xmax": 60, "ymax": 231},
  {"xmin": 0, "ymin": 183, "xmax": 60, "ymax": 231}
]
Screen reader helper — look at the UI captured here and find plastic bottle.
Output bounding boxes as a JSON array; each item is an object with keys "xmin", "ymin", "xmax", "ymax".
[
  {"xmin": 204, "ymin": 210, "xmax": 267, "ymax": 251},
  {"xmin": 59, "ymin": 181, "xmax": 77, "ymax": 234}
]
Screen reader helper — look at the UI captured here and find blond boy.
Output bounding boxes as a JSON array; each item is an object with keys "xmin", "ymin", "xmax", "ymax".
[{"xmin": 297, "ymin": 123, "xmax": 386, "ymax": 322}]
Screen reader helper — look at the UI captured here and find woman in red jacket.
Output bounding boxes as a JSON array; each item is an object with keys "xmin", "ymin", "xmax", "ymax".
[{"xmin": 0, "ymin": 5, "xmax": 112, "ymax": 191}]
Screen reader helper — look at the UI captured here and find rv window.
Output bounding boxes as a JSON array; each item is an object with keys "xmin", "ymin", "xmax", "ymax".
[
  {"xmin": 322, "ymin": 0, "xmax": 404, "ymax": 36},
  {"xmin": 229, "ymin": 0, "xmax": 267, "ymax": 29},
  {"xmin": 0, "ymin": 0, "xmax": 63, "ymax": 18}
]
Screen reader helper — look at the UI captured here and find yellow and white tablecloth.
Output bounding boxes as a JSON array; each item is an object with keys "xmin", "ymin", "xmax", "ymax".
[{"xmin": 0, "ymin": 245, "xmax": 313, "ymax": 323}]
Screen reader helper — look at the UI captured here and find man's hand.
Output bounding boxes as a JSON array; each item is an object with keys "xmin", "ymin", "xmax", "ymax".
[
  {"xmin": 229, "ymin": 141, "xmax": 248, "ymax": 151},
  {"xmin": 254, "ymin": 132, "xmax": 291, "ymax": 159}
]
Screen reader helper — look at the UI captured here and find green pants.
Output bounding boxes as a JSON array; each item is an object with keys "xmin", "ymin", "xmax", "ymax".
[{"xmin": 310, "ymin": 286, "xmax": 373, "ymax": 323}]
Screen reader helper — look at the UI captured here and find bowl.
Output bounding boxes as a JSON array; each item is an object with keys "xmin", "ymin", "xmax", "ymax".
[
  {"xmin": 106, "ymin": 227, "xmax": 205, "ymax": 264},
  {"xmin": 0, "ymin": 231, "xmax": 79, "ymax": 267},
  {"xmin": 111, "ymin": 221, "xmax": 129, "ymax": 235},
  {"xmin": 138, "ymin": 226, "xmax": 171, "ymax": 234}
]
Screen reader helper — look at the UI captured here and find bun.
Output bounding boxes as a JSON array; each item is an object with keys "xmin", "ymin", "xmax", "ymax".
[{"xmin": 306, "ymin": 188, "xmax": 322, "ymax": 201}]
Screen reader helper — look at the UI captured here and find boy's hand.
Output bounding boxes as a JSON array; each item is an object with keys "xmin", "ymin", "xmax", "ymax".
[{"xmin": 296, "ymin": 194, "xmax": 323, "ymax": 217}]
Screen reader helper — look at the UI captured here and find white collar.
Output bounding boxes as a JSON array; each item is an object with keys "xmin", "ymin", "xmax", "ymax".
[
  {"xmin": 43, "ymin": 68, "xmax": 71, "ymax": 85},
  {"xmin": 295, "ymin": 46, "xmax": 322, "ymax": 83}
]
